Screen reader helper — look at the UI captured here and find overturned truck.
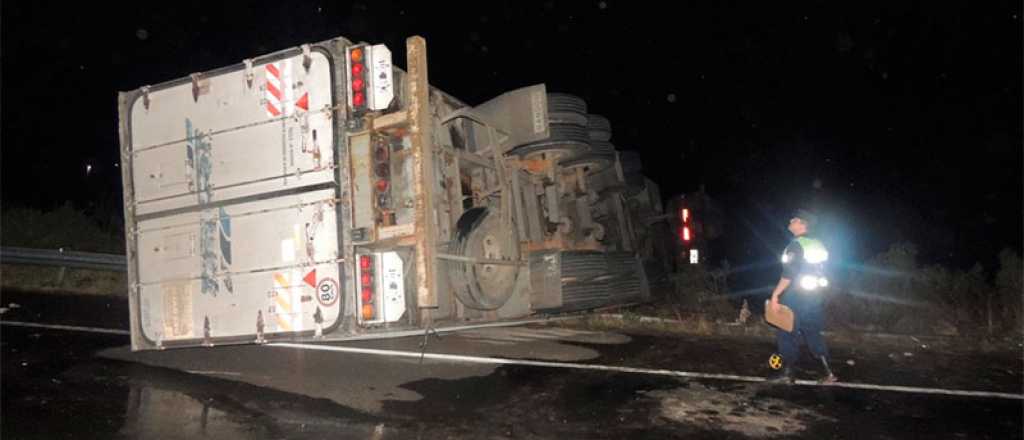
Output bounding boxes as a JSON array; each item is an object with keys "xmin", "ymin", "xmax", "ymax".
[{"xmin": 118, "ymin": 36, "xmax": 663, "ymax": 350}]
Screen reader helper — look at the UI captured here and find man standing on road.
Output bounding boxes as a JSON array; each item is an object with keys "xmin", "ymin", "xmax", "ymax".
[{"xmin": 767, "ymin": 209, "xmax": 838, "ymax": 384}]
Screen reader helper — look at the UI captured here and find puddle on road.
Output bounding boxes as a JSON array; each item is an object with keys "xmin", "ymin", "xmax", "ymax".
[
  {"xmin": 105, "ymin": 366, "xmax": 391, "ymax": 440},
  {"xmin": 642, "ymin": 383, "xmax": 835, "ymax": 437},
  {"xmin": 119, "ymin": 386, "xmax": 270, "ymax": 439}
]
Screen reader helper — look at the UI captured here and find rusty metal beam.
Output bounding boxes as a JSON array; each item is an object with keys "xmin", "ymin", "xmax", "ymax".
[
  {"xmin": 407, "ymin": 36, "xmax": 439, "ymax": 313},
  {"xmin": 435, "ymin": 253, "xmax": 525, "ymax": 266}
]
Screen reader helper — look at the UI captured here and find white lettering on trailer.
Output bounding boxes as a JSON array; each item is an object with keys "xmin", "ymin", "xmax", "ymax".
[
  {"xmin": 369, "ymin": 44, "xmax": 394, "ymax": 111},
  {"xmin": 379, "ymin": 252, "xmax": 406, "ymax": 322},
  {"xmin": 531, "ymin": 90, "xmax": 546, "ymax": 134}
]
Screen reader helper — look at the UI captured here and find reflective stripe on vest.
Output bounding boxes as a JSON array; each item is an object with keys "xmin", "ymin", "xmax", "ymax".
[{"xmin": 795, "ymin": 237, "xmax": 829, "ymax": 263}]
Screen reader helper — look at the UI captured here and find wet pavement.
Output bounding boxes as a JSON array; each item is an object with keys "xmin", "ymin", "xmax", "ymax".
[{"xmin": 2, "ymin": 290, "xmax": 1022, "ymax": 439}]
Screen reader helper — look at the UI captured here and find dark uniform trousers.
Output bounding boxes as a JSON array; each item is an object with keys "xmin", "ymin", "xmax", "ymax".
[{"xmin": 776, "ymin": 289, "xmax": 829, "ymax": 366}]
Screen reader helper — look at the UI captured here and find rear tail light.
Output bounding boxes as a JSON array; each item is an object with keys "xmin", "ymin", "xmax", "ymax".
[
  {"xmin": 348, "ymin": 45, "xmax": 368, "ymax": 113},
  {"xmin": 677, "ymin": 205, "xmax": 693, "ymax": 243},
  {"xmin": 361, "ymin": 286, "xmax": 373, "ymax": 303},
  {"xmin": 359, "ymin": 254, "xmax": 377, "ymax": 321},
  {"xmin": 373, "ymin": 136, "xmax": 393, "ymax": 215}
]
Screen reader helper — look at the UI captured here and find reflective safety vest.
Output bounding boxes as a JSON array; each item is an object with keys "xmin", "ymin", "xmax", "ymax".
[{"xmin": 782, "ymin": 237, "xmax": 830, "ymax": 292}]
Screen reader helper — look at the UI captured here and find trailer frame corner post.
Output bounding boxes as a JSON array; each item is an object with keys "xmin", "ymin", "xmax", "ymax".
[
  {"xmin": 118, "ymin": 91, "xmax": 144, "ymax": 351},
  {"xmin": 407, "ymin": 36, "xmax": 439, "ymax": 322}
]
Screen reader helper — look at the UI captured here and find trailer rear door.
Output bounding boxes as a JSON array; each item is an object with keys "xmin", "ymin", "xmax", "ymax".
[{"xmin": 120, "ymin": 49, "xmax": 345, "ymax": 350}]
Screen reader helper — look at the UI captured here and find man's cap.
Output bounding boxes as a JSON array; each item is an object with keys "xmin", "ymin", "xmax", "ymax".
[{"xmin": 792, "ymin": 209, "xmax": 818, "ymax": 228}]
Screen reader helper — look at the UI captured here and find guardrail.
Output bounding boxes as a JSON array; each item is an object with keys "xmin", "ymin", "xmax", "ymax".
[{"xmin": 0, "ymin": 247, "xmax": 126, "ymax": 272}]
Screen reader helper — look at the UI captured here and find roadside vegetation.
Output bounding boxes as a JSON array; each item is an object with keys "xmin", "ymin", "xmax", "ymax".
[
  {"xmin": 653, "ymin": 242, "xmax": 1023, "ymax": 339},
  {"xmin": 1, "ymin": 203, "xmax": 126, "ymax": 295}
]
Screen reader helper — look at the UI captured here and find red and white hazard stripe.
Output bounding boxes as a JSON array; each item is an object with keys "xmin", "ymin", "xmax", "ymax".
[
  {"xmin": 265, "ymin": 62, "xmax": 284, "ymax": 117},
  {"xmin": 265, "ymin": 59, "xmax": 310, "ymax": 118}
]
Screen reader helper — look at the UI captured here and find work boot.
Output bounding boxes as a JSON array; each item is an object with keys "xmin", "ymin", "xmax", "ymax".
[
  {"xmin": 766, "ymin": 367, "xmax": 794, "ymax": 384},
  {"xmin": 818, "ymin": 356, "xmax": 838, "ymax": 384}
]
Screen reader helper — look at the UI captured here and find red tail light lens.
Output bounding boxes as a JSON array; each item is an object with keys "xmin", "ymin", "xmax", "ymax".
[
  {"xmin": 361, "ymin": 286, "xmax": 373, "ymax": 303},
  {"xmin": 683, "ymin": 226, "xmax": 691, "ymax": 242},
  {"xmin": 682, "ymin": 208, "xmax": 689, "ymax": 223},
  {"xmin": 360, "ymin": 255, "xmax": 372, "ymax": 270},
  {"xmin": 361, "ymin": 304, "xmax": 375, "ymax": 320},
  {"xmin": 351, "ymin": 63, "xmax": 364, "ymax": 77},
  {"xmin": 353, "ymin": 92, "xmax": 365, "ymax": 107},
  {"xmin": 361, "ymin": 272, "xmax": 372, "ymax": 286},
  {"xmin": 375, "ymin": 179, "xmax": 389, "ymax": 192}
]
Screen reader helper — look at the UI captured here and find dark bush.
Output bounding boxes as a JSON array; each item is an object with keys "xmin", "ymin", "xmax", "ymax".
[{"xmin": 1, "ymin": 202, "xmax": 123, "ymax": 253}]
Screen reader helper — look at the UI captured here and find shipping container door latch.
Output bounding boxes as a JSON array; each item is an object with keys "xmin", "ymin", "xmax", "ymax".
[
  {"xmin": 202, "ymin": 315, "xmax": 212, "ymax": 346},
  {"xmin": 141, "ymin": 86, "xmax": 152, "ymax": 111},
  {"xmin": 191, "ymin": 73, "xmax": 202, "ymax": 102},
  {"xmin": 255, "ymin": 310, "xmax": 266, "ymax": 344},
  {"xmin": 301, "ymin": 44, "xmax": 312, "ymax": 72},
  {"xmin": 243, "ymin": 59, "xmax": 254, "ymax": 90},
  {"xmin": 313, "ymin": 306, "xmax": 323, "ymax": 339}
]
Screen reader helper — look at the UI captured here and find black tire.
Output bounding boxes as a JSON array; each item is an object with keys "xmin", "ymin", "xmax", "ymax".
[
  {"xmin": 549, "ymin": 111, "xmax": 589, "ymax": 127},
  {"xmin": 589, "ymin": 129, "xmax": 612, "ymax": 142},
  {"xmin": 587, "ymin": 114, "xmax": 612, "ymax": 141},
  {"xmin": 547, "ymin": 93, "xmax": 588, "ymax": 114},
  {"xmin": 587, "ymin": 114, "xmax": 611, "ymax": 132},
  {"xmin": 560, "ymin": 153, "xmax": 614, "ymax": 173},
  {"xmin": 589, "ymin": 140, "xmax": 616, "ymax": 154},
  {"xmin": 560, "ymin": 280, "xmax": 611, "ymax": 310},
  {"xmin": 559, "ymin": 251, "xmax": 609, "ymax": 281},
  {"xmin": 508, "ymin": 124, "xmax": 591, "ymax": 158}
]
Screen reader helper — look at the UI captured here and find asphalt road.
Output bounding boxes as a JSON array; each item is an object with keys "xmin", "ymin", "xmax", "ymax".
[{"xmin": 2, "ymin": 290, "xmax": 1022, "ymax": 439}]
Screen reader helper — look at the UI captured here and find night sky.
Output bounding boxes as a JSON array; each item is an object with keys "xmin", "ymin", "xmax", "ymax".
[{"xmin": 2, "ymin": 1, "xmax": 1021, "ymax": 281}]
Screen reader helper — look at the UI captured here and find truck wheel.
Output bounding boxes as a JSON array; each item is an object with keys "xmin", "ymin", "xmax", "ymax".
[
  {"xmin": 508, "ymin": 124, "xmax": 590, "ymax": 159},
  {"xmin": 448, "ymin": 207, "xmax": 521, "ymax": 310},
  {"xmin": 547, "ymin": 93, "xmax": 588, "ymax": 114},
  {"xmin": 589, "ymin": 140, "xmax": 616, "ymax": 154},
  {"xmin": 549, "ymin": 111, "xmax": 589, "ymax": 127},
  {"xmin": 586, "ymin": 114, "xmax": 612, "ymax": 141},
  {"xmin": 560, "ymin": 153, "xmax": 614, "ymax": 173}
]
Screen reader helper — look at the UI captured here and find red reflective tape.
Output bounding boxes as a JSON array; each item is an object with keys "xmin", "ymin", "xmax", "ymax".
[
  {"xmin": 265, "ymin": 63, "xmax": 280, "ymax": 78},
  {"xmin": 266, "ymin": 82, "xmax": 283, "ymax": 101},
  {"xmin": 266, "ymin": 102, "xmax": 281, "ymax": 116}
]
